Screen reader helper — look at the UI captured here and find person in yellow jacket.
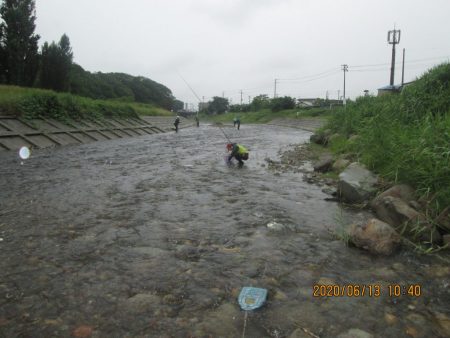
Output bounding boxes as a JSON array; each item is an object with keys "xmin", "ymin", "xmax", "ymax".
[{"xmin": 226, "ymin": 143, "xmax": 249, "ymax": 167}]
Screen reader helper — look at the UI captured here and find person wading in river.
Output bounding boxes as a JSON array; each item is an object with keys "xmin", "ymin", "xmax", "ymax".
[
  {"xmin": 174, "ymin": 116, "xmax": 180, "ymax": 132},
  {"xmin": 226, "ymin": 143, "xmax": 249, "ymax": 167}
]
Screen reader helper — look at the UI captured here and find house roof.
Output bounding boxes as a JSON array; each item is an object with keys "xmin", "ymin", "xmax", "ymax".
[{"xmin": 378, "ymin": 84, "xmax": 403, "ymax": 91}]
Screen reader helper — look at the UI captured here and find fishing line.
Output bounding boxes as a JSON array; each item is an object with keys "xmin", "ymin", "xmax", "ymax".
[{"xmin": 218, "ymin": 125, "xmax": 232, "ymax": 143}]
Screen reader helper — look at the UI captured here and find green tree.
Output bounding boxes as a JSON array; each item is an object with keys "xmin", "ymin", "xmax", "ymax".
[
  {"xmin": 38, "ymin": 34, "xmax": 73, "ymax": 91},
  {"xmin": 207, "ymin": 96, "xmax": 229, "ymax": 114},
  {"xmin": 0, "ymin": 0, "xmax": 40, "ymax": 86},
  {"xmin": 271, "ymin": 96, "xmax": 296, "ymax": 112},
  {"xmin": 251, "ymin": 94, "xmax": 271, "ymax": 111},
  {"xmin": 0, "ymin": 27, "xmax": 6, "ymax": 82},
  {"xmin": 172, "ymin": 99, "xmax": 184, "ymax": 112}
]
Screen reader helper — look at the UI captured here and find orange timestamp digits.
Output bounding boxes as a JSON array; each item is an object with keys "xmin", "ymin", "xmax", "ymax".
[
  {"xmin": 313, "ymin": 284, "xmax": 422, "ymax": 297},
  {"xmin": 313, "ymin": 284, "xmax": 382, "ymax": 297}
]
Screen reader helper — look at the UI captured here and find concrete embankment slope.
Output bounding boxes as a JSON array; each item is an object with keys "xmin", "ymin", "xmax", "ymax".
[
  {"xmin": 0, "ymin": 115, "xmax": 194, "ymax": 152},
  {"xmin": 268, "ymin": 117, "xmax": 326, "ymax": 132}
]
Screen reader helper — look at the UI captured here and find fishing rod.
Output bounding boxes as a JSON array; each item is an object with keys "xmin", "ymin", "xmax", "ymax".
[
  {"xmin": 176, "ymin": 70, "xmax": 201, "ymax": 103},
  {"xmin": 218, "ymin": 125, "xmax": 232, "ymax": 143}
]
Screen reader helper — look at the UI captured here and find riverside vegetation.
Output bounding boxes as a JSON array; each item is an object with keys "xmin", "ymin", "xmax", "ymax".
[
  {"xmin": 314, "ymin": 63, "xmax": 450, "ymax": 252},
  {"xmin": 0, "ymin": 85, "xmax": 172, "ymax": 122},
  {"xmin": 204, "ymin": 63, "xmax": 450, "ymax": 253}
]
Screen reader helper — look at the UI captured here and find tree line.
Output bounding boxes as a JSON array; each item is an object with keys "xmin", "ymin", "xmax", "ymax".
[
  {"xmin": 202, "ymin": 95, "xmax": 303, "ymax": 114},
  {"xmin": 0, "ymin": 0, "xmax": 181, "ymax": 110}
]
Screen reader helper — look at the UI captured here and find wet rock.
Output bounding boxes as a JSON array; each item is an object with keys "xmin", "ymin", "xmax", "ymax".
[
  {"xmin": 371, "ymin": 195, "xmax": 420, "ymax": 226},
  {"xmin": 443, "ymin": 234, "xmax": 450, "ymax": 248},
  {"xmin": 384, "ymin": 313, "xmax": 398, "ymax": 325},
  {"xmin": 433, "ymin": 312, "xmax": 450, "ymax": 336},
  {"xmin": 317, "ymin": 277, "xmax": 336, "ymax": 285},
  {"xmin": 371, "ymin": 266, "xmax": 397, "ymax": 279},
  {"xmin": 123, "ymin": 293, "xmax": 160, "ymax": 313},
  {"xmin": 273, "ymin": 290, "xmax": 288, "ymax": 301},
  {"xmin": 348, "ymin": 218, "xmax": 401, "ymax": 255},
  {"xmin": 266, "ymin": 221, "xmax": 295, "ymax": 232},
  {"xmin": 371, "ymin": 195, "xmax": 442, "ymax": 244},
  {"xmin": 337, "ymin": 328, "xmax": 374, "ymax": 338},
  {"xmin": 310, "ymin": 133, "xmax": 327, "ymax": 145},
  {"xmin": 436, "ymin": 206, "xmax": 450, "ymax": 232},
  {"xmin": 322, "ymin": 187, "xmax": 336, "ymax": 196},
  {"xmin": 373, "ymin": 184, "xmax": 416, "ymax": 203},
  {"xmin": 338, "ymin": 163, "xmax": 378, "ymax": 203},
  {"xmin": 406, "ymin": 313, "xmax": 427, "ymax": 326},
  {"xmin": 288, "ymin": 328, "xmax": 312, "ymax": 338},
  {"xmin": 405, "ymin": 326, "xmax": 420, "ymax": 338},
  {"xmin": 72, "ymin": 325, "xmax": 94, "ymax": 338},
  {"xmin": 175, "ymin": 246, "xmax": 201, "ymax": 261},
  {"xmin": 313, "ymin": 155, "xmax": 334, "ymax": 173},
  {"xmin": 332, "ymin": 158, "xmax": 350, "ymax": 172},
  {"xmin": 424, "ymin": 265, "xmax": 450, "ymax": 278},
  {"xmin": 408, "ymin": 200, "xmax": 421, "ymax": 211},
  {"xmin": 194, "ymin": 303, "xmax": 240, "ymax": 337}
]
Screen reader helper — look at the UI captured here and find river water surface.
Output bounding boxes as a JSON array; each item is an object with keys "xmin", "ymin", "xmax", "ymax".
[{"xmin": 0, "ymin": 124, "xmax": 449, "ymax": 338}]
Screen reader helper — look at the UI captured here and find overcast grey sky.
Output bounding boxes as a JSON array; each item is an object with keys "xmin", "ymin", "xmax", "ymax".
[{"xmin": 35, "ymin": 0, "xmax": 450, "ymax": 108}]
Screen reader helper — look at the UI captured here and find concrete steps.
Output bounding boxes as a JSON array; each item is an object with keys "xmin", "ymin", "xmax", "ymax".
[{"xmin": 0, "ymin": 115, "xmax": 169, "ymax": 151}]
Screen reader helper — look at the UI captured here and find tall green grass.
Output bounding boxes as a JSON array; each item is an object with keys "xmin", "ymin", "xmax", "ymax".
[
  {"xmin": 0, "ymin": 85, "xmax": 172, "ymax": 120},
  {"xmin": 326, "ymin": 63, "xmax": 450, "ymax": 214}
]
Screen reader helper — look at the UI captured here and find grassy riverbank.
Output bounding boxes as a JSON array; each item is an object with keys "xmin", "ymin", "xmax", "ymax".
[
  {"xmin": 0, "ymin": 85, "xmax": 172, "ymax": 121},
  {"xmin": 201, "ymin": 107, "xmax": 334, "ymax": 124},
  {"xmin": 323, "ymin": 63, "xmax": 450, "ymax": 218}
]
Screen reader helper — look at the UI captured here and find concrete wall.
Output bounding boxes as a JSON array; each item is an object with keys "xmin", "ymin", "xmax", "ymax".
[{"xmin": 0, "ymin": 115, "xmax": 194, "ymax": 152}]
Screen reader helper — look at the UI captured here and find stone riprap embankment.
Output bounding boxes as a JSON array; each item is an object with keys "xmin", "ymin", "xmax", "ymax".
[{"xmin": 0, "ymin": 115, "xmax": 193, "ymax": 151}]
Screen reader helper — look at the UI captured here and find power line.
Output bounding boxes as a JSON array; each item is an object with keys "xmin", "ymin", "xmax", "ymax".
[
  {"xmin": 350, "ymin": 54, "xmax": 450, "ymax": 69},
  {"xmin": 278, "ymin": 70, "xmax": 341, "ymax": 83},
  {"xmin": 277, "ymin": 68, "xmax": 339, "ymax": 81}
]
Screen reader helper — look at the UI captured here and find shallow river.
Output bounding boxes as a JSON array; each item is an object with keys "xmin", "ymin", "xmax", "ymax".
[{"xmin": 0, "ymin": 124, "xmax": 449, "ymax": 338}]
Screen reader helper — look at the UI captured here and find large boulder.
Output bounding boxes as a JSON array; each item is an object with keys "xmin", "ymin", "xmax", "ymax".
[
  {"xmin": 371, "ymin": 195, "xmax": 421, "ymax": 226},
  {"xmin": 371, "ymin": 184, "xmax": 416, "ymax": 205},
  {"xmin": 436, "ymin": 206, "xmax": 450, "ymax": 232},
  {"xmin": 348, "ymin": 218, "xmax": 401, "ymax": 255},
  {"xmin": 310, "ymin": 129, "xmax": 332, "ymax": 145},
  {"xmin": 327, "ymin": 133, "xmax": 342, "ymax": 144},
  {"xmin": 332, "ymin": 158, "xmax": 350, "ymax": 172},
  {"xmin": 371, "ymin": 195, "xmax": 442, "ymax": 244},
  {"xmin": 310, "ymin": 133, "xmax": 327, "ymax": 145},
  {"xmin": 338, "ymin": 163, "xmax": 378, "ymax": 203},
  {"xmin": 313, "ymin": 154, "xmax": 334, "ymax": 173}
]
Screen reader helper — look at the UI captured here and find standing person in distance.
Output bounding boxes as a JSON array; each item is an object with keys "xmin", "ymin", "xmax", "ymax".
[
  {"xmin": 236, "ymin": 117, "xmax": 241, "ymax": 130},
  {"xmin": 174, "ymin": 115, "xmax": 181, "ymax": 133}
]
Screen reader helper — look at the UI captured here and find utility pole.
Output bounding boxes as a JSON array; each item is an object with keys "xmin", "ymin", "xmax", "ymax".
[
  {"xmin": 337, "ymin": 90, "xmax": 340, "ymax": 101},
  {"xmin": 341, "ymin": 64, "xmax": 348, "ymax": 102},
  {"xmin": 388, "ymin": 27, "xmax": 401, "ymax": 86},
  {"xmin": 240, "ymin": 90, "xmax": 243, "ymax": 105},
  {"xmin": 222, "ymin": 91, "xmax": 225, "ymax": 98},
  {"xmin": 274, "ymin": 79, "xmax": 277, "ymax": 98},
  {"xmin": 401, "ymin": 48, "xmax": 405, "ymax": 86},
  {"xmin": 248, "ymin": 96, "xmax": 251, "ymax": 104}
]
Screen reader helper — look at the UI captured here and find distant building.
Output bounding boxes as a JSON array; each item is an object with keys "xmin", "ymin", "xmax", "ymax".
[
  {"xmin": 297, "ymin": 98, "xmax": 343, "ymax": 108},
  {"xmin": 377, "ymin": 81, "xmax": 415, "ymax": 96},
  {"xmin": 198, "ymin": 102, "xmax": 210, "ymax": 112},
  {"xmin": 377, "ymin": 84, "xmax": 402, "ymax": 96}
]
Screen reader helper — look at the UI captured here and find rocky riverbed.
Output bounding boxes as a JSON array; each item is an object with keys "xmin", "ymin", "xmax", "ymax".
[{"xmin": 0, "ymin": 124, "xmax": 449, "ymax": 337}]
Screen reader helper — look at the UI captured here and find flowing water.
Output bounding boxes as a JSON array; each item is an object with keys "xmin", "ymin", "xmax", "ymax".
[{"xmin": 0, "ymin": 124, "xmax": 449, "ymax": 338}]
